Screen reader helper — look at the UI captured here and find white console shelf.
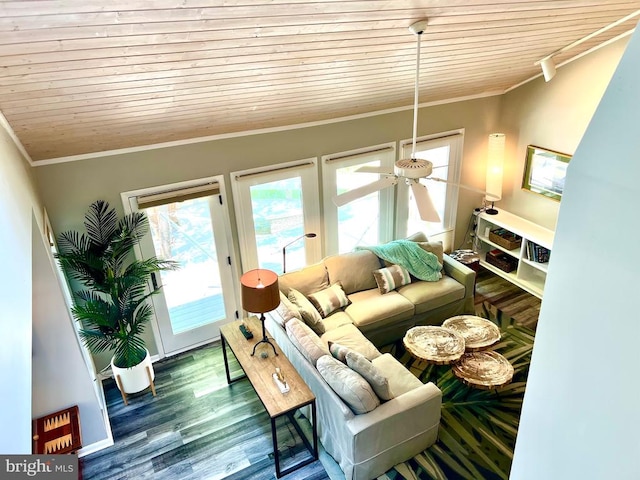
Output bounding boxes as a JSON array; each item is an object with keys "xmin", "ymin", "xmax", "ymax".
[{"xmin": 475, "ymin": 209, "xmax": 554, "ymax": 299}]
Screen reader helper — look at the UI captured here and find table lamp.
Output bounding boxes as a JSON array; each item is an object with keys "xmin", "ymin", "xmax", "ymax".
[{"xmin": 240, "ymin": 268, "xmax": 280, "ymax": 357}]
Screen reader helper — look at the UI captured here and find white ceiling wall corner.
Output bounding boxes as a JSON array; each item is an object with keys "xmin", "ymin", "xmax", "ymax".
[{"xmin": 511, "ymin": 27, "xmax": 640, "ymax": 480}]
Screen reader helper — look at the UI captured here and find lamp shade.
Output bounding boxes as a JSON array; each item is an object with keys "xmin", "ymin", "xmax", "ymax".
[
  {"xmin": 240, "ymin": 269, "xmax": 280, "ymax": 314},
  {"xmin": 485, "ymin": 133, "xmax": 505, "ymax": 202}
]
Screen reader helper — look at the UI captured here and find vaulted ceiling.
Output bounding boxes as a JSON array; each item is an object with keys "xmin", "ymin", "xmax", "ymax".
[{"xmin": 1, "ymin": 1, "xmax": 639, "ymax": 163}]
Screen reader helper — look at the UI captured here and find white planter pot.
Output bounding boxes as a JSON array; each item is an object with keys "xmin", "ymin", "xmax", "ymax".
[{"xmin": 111, "ymin": 350, "xmax": 155, "ymax": 394}]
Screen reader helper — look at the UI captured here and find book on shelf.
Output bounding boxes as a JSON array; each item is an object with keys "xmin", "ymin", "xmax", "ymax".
[{"xmin": 526, "ymin": 242, "xmax": 550, "ymax": 263}]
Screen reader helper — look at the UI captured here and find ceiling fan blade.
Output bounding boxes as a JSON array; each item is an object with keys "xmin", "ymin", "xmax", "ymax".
[
  {"xmin": 428, "ymin": 176, "xmax": 488, "ymax": 195},
  {"xmin": 333, "ymin": 176, "xmax": 398, "ymax": 207},
  {"xmin": 410, "ymin": 181, "xmax": 441, "ymax": 223},
  {"xmin": 356, "ymin": 165, "xmax": 395, "ymax": 175}
]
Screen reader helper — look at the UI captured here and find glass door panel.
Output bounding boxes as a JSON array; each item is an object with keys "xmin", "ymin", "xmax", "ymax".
[
  {"xmin": 126, "ymin": 179, "xmax": 238, "ymax": 356},
  {"xmin": 231, "ymin": 159, "xmax": 322, "ymax": 274},
  {"xmin": 145, "ymin": 198, "xmax": 226, "ymax": 335},
  {"xmin": 336, "ymin": 162, "xmax": 381, "ymax": 252},
  {"xmin": 250, "ymin": 177, "xmax": 308, "ymax": 272}
]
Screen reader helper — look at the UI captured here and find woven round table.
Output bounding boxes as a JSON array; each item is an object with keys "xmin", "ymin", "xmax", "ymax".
[
  {"xmin": 442, "ymin": 315, "xmax": 501, "ymax": 351},
  {"xmin": 452, "ymin": 351, "xmax": 514, "ymax": 390},
  {"xmin": 403, "ymin": 326, "xmax": 466, "ymax": 365}
]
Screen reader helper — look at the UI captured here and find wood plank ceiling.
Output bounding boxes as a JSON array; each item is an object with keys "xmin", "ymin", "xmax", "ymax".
[{"xmin": 0, "ymin": 1, "xmax": 639, "ymax": 163}]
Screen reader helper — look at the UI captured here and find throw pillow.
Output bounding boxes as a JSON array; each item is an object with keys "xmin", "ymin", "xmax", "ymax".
[
  {"xmin": 274, "ymin": 291, "xmax": 302, "ymax": 327},
  {"xmin": 285, "ymin": 319, "xmax": 330, "ymax": 366},
  {"xmin": 328, "ymin": 341, "xmax": 357, "ymax": 363},
  {"xmin": 316, "ymin": 355, "xmax": 380, "ymax": 414},
  {"xmin": 288, "ymin": 288, "xmax": 325, "ymax": 335},
  {"xmin": 308, "ymin": 282, "xmax": 350, "ymax": 318},
  {"xmin": 372, "ymin": 264, "xmax": 411, "ymax": 294},
  {"xmin": 417, "ymin": 241, "xmax": 444, "ymax": 265},
  {"xmin": 345, "ymin": 351, "xmax": 394, "ymax": 401}
]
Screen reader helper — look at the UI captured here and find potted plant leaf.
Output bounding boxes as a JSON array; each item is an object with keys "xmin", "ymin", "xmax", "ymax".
[{"xmin": 55, "ymin": 200, "xmax": 178, "ymax": 401}]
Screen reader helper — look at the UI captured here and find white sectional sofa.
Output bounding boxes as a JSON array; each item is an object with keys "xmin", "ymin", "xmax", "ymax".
[{"xmin": 264, "ymin": 234, "xmax": 476, "ymax": 479}]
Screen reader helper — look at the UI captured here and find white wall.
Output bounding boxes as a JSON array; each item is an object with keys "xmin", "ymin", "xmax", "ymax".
[
  {"xmin": 511, "ymin": 28, "xmax": 640, "ymax": 480},
  {"xmin": 0, "ymin": 119, "xmax": 110, "ymax": 453},
  {"xmin": 499, "ymin": 36, "xmax": 629, "ymax": 230},
  {"xmin": 31, "ymin": 221, "xmax": 110, "ymax": 448},
  {"xmin": 0, "ymin": 123, "xmax": 37, "ymax": 453}
]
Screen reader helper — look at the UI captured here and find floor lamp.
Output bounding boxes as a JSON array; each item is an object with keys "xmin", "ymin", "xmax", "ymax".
[
  {"xmin": 282, "ymin": 232, "xmax": 316, "ymax": 273},
  {"xmin": 485, "ymin": 133, "xmax": 505, "ymax": 215},
  {"xmin": 240, "ymin": 269, "xmax": 280, "ymax": 357}
]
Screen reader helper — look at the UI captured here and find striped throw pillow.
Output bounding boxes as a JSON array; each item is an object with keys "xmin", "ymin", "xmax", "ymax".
[
  {"xmin": 308, "ymin": 282, "xmax": 350, "ymax": 318},
  {"xmin": 372, "ymin": 264, "xmax": 411, "ymax": 294}
]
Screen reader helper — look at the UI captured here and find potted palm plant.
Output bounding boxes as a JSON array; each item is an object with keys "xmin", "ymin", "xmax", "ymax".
[{"xmin": 56, "ymin": 200, "xmax": 177, "ymax": 401}]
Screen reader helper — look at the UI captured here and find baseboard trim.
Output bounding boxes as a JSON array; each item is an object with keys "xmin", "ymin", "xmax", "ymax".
[{"xmin": 77, "ymin": 437, "xmax": 114, "ymax": 458}]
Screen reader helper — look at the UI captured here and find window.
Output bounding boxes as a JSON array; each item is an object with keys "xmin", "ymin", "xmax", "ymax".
[
  {"xmin": 232, "ymin": 159, "xmax": 322, "ymax": 274},
  {"xmin": 322, "ymin": 144, "xmax": 395, "ymax": 255},
  {"xmin": 396, "ymin": 131, "xmax": 463, "ymax": 250}
]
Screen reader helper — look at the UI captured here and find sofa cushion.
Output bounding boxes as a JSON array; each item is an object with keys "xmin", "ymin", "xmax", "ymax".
[
  {"xmin": 288, "ymin": 288, "xmax": 325, "ymax": 335},
  {"xmin": 372, "ymin": 353, "xmax": 424, "ymax": 396},
  {"xmin": 273, "ymin": 291, "xmax": 302, "ymax": 327},
  {"xmin": 322, "ymin": 311, "xmax": 353, "ymax": 331},
  {"xmin": 279, "ymin": 262, "xmax": 329, "ymax": 296},
  {"xmin": 373, "ymin": 264, "xmax": 411, "ymax": 294},
  {"xmin": 285, "ymin": 319, "xmax": 330, "ymax": 366},
  {"xmin": 328, "ymin": 341, "xmax": 357, "ymax": 363},
  {"xmin": 417, "ymin": 241, "xmax": 444, "ymax": 265},
  {"xmin": 324, "ymin": 250, "xmax": 381, "ymax": 294},
  {"xmin": 346, "ymin": 351, "xmax": 393, "ymax": 401},
  {"xmin": 345, "ymin": 289, "xmax": 415, "ymax": 329},
  {"xmin": 321, "ymin": 324, "xmax": 381, "ymax": 360},
  {"xmin": 397, "ymin": 276, "xmax": 466, "ymax": 315},
  {"xmin": 308, "ymin": 282, "xmax": 350, "ymax": 318},
  {"xmin": 317, "ymin": 355, "xmax": 380, "ymax": 414}
]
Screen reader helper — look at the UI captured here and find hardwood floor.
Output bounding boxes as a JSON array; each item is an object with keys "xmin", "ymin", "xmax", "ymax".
[
  {"xmin": 81, "ymin": 345, "xmax": 329, "ymax": 480},
  {"xmin": 474, "ymin": 267, "xmax": 541, "ymax": 330},
  {"xmin": 80, "ymin": 268, "xmax": 540, "ymax": 480}
]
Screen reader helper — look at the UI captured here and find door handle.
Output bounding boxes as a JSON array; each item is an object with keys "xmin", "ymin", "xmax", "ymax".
[{"xmin": 151, "ymin": 273, "xmax": 158, "ymax": 290}]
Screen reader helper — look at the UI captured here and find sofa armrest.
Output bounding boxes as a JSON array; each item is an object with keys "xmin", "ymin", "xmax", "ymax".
[
  {"xmin": 443, "ymin": 254, "xmax": 475, "ymax": 299},
  {"xmin": 345, "ymin": 383, "xmax": 442, "ymax": 462}
]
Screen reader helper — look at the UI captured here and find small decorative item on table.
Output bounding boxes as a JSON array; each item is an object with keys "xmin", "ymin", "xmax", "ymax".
[
  {"xmin": 239, "ymin": 321, "xmax": 253, "ymax": 339},
  {"xmin": 273, "ymin": 367, "xmax": 290, "ymax": 394}
]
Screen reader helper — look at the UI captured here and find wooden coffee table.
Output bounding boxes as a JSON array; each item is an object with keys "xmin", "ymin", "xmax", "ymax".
[
  {"xmin": 403, "ymin": 325, "xmax": 466, "ymax": 365},
  {"xmin": 220, "ymin": 316, "xmax": 318, "ymax": 478},
  {"xmin": 452, "ymin": 351, "xmax": 514, "ymax": 390},
  {"xmin": 442, "ymin": 315, "xmax": 501, "ymax": 351}
]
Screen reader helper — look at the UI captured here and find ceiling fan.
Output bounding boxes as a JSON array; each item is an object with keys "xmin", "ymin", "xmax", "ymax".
[{"xmin": 333, "ymin": 19, "xmax": 481, "ymax": 223}]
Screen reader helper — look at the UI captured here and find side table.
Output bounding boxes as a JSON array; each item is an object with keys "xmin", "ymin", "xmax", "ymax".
[
  {"xmin": 220, "ymin": 316, "xmax": 318, "ymax": 478},
  {"xmin": 452, "ymin": 351, "xmax": 514, "ymax": 390},
  {"xmin": 449, "ymin": 249, "xmax": 480, "ymax": 293}
]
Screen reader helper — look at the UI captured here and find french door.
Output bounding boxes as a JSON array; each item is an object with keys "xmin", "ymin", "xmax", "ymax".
[
  {"xmin": 122, "ymin": 177, "xmax": 239, "ymax": 356},
  {"xmin": 232, "ymin": 159, "xmax": 322, "ymax": 274}
]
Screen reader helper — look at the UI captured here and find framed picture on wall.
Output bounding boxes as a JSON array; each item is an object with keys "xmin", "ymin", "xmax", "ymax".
[{"xmin": 522, "ymin": 145, "xmax": 572, "ymax": 201}]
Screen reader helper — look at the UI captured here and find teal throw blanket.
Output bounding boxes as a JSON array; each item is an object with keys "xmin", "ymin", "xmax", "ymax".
[{"xmin": 356, "ymin": 239, "xmax": 442, "ymax": 282}]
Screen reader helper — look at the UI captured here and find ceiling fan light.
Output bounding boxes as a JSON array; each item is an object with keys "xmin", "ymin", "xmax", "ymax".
[{"xmin": 395, "ymin": 158, "xmax": 433, "ymax": 179}]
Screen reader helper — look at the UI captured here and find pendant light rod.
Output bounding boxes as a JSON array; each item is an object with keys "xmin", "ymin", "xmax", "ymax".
[{"xmin": 409, "ymin": 19, "xmax": 428, "ymax": 160}]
